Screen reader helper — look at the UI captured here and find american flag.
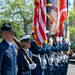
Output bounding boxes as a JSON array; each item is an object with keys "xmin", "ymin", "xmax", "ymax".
[{"xmin": 32, "ymin": 0, "xmax": 47, "ymax": 46}]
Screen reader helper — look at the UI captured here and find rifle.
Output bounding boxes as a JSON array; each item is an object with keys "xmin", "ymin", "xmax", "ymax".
[{"xmin": 13, "ymin": 36, "xmax": 34, "ymax": 64}]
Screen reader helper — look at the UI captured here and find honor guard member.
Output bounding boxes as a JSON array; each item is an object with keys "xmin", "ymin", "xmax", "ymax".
[
  {"xmin": 58, "ymin": 37, "xmax": 64, "ymax": 75},
  {"xmin": 40, "ymin": 42, "xmax": 49, "ymax": 75},
  {"xmin": 52, "ymin": 36, "xmax": 60, "ymax": 75},
  {"xmin": 62, "ymin": 37, "xmax": 69, "ymax": 52},
  {"xmin": 40, "ymin": 30, "xmax": 50, "ymax": 75},
  {"xmin": 53, "ymin": 36, "xmax": 60, "ymax": 52},
  {"xmin": 17, "ymin": 35, "xmax": 36, "ymax": 75},
  {"xmin": 62, "ymin": 37, "xmax": 69, "ymax": 75},
  {"xmin": 47, "ymin": 37, "xmax": 53, "ymax": 56},
  {"xmin": 0, "ymin": 23, "xmax": 17, "ymax": 75},
  {"xmin": 45, "ymin": 36, "xmax": 55, "ymax": 75},
  {"xmin": 30, "ymin": 32, "xmax": 48, "ymax": 75},
  {"xmin": 46, "ymin": 31, "xmax": 53, "ymax": 56}
]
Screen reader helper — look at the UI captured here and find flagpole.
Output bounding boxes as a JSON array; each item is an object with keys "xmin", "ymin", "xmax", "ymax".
[
  {"xmin": 67, "ymin": 0, "xmax": 71, "ymax": 50},
  {"xmin": 46, "ymin": 0, "xmax": 51, "ymax": 37}
]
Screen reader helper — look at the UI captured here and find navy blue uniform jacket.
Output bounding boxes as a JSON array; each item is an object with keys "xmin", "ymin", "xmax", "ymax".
[
  {"xmin": 0, "ymin": 40, "xmax": 17, "ymax": 75},
  {"xmin": 17, "ymin": 49, "xmax": 32, "ymax": 75},
  {"xmin": 30, "ymin": 41, "xmax": 48, "ymax": 75}
]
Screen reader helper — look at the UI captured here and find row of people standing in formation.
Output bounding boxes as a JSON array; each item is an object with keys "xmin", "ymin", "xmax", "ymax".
[
  {"xmin": 0, "ymin": 22, "xmax": 70, "ymax": 75},
  {"xmin": 29, "ymin": 31, "xmax": 70, "ymax": 75}
]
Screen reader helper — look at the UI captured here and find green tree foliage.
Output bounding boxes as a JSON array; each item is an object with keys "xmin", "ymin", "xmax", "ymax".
[
  {"xmin": 69, "ymin": 7, "xmax": 75, "ymax": 41},
  {"xmin": 69, "ymin": 26, "xmax": 75, "ymax": 41},
  {"xmin": 69, "ymin": 7, "xmax": 75, "ymax": 26},
  {"xmin": 0, "ymin": 0, "xmax": 34, "ymax": 37}
]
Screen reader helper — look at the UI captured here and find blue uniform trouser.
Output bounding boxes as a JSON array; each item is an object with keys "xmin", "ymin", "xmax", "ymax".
[
  {"xmin": 46, "ymin": 71, "xmax": 54, "ymax": 75},
  {"xmin": 45, "ymin": 65, "xmax": 56, "ymax": 75},
  {"xmin": 54, "ymin": 66, "xmax": 59, "ymax": 75},
  {"xmin": 64, "ymin": 62, "xmax": 68, "ymax": 75},
  {"xmin": 58, "ymin": 63, "xmax": 63, "ymax": 75},
  {"xmin": 41, "ymin": 69, "xmax": 45, "ymax": 75},
  {"xmin": 49, "ymin": 65, "xmax": 55, "ymax": 75},
  {"xmin": 61, "ymin": 62, "xmax": 66, "ymax": 75}
]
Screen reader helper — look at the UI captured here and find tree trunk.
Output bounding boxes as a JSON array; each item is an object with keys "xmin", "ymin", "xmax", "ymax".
[{"xmin": 23, "ymin": 18, "xmax": 28, "ymax": 35}]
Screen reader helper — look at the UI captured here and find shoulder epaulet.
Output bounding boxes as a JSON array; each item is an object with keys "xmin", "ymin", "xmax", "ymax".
[{"xmin": 0, "ymin": 40, "xmax": 9, "ymax": 52}]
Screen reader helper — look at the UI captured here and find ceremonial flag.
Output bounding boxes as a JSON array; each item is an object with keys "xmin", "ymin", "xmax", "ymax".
[
  {"xmin": 50, "ymin": 0, "xmax": 60, "ymax": 35},
  {"xmin": 32, "ymin": 0, "xmax": 47, "ymax": 46},
  {"xmin": 59, "ymin": 0, "xmax": 68, "ymax": 24},
  {"xmin": 57, "ymin": 0, "xmax": 68, "ymax": 37}
]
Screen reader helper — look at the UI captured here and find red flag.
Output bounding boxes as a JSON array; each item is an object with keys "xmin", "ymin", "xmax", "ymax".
[
  {"xmin": 57, "ymin": 0, "xmax": 67, "ymax": 37},
  {"xmin": 32, "ymin": 0, "xmax": 47, "ymax": 46},
  {"xmin": 59, "ymin": 0, "xmax": 67, "ymax": 24},
  {"xmin": 57, "ymin": 24, "xmax": 64, "ymax": 37}
]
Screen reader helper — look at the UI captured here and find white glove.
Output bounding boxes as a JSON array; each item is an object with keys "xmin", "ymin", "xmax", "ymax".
[
  {"xmin": 54, "ymin": 58, "xmax": 59, "ymax": 66},
  {"xmin": 40, "ymin": 59, "xmax": 47, "ymax": 69},
  {"xmin": 42, "ymin": 59, "xmax": 47, "ymax": 65},
  {"xmin": 29, "ymin": 63, "xmax": 37, "ymax": 70},
  {"xmin": 48, "ymin": 57, "xmax": 53, "ymax": 65}
]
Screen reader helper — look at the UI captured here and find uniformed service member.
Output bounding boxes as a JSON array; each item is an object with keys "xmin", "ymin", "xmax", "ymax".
[
  {"xmin": 58, "ymin": 37, "xmax": 64, "ymax": 75},
  {"xmin": 62, "ymin": 37, "xmax": 69, "ymax": 75},
  {"xmin": 45, "ymin": 36, "xmax": 55, "ymax": 75},
  {"xmin": 52, "ymin": 36, "xmax": 60, "ymax": 75},
  {"xmin": 0, "ymin": 22, "xmax": 17, "ymax": 75},
  {"xmin": 30, "ymin": 32, "xmax": 48, "ymax": 75},
  {"xmin": 17, "ymin": 35, "xmax": 36, "ymax": 75}
]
